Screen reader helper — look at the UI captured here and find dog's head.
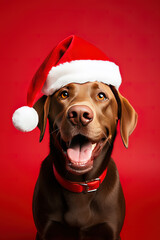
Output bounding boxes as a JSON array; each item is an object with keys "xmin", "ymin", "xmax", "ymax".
[{"xmin": 34, "ymin": 82, "xmax": 137, "ymax": 175}]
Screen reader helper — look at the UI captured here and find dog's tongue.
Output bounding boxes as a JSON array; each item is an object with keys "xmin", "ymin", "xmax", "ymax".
[{"xmin": 67, "ymin": 137, "xmax": 92, "ymax": 164}]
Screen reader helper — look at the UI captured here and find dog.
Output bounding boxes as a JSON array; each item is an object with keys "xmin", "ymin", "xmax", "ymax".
[{"xmin": 32, "ymin": 81, "xmax": 137, "ymax": 240}]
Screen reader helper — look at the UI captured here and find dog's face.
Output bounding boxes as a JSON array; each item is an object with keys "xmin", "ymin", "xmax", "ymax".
[
  {"xmin": 49, "ymin": 82, "xmax": 119, "ymax": 174},
  {"xmin": 34, "ymin": 82, "xmax": 137, "ymax": 175}
]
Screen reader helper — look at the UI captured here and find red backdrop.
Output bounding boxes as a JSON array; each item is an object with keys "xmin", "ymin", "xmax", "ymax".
[{"xmin": 1, "ymin": 0, "xmax": 160, "ymax": 239}]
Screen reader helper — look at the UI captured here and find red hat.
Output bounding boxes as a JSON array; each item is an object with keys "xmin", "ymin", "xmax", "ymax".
[{"xmin": 12, "ymin": 35, "xmax": 122, "ymax": 132}]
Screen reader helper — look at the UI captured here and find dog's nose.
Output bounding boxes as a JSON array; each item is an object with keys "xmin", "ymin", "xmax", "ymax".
[{"xmin": 68, "ymin": 105, "xmax": 94, "ymax": 126}]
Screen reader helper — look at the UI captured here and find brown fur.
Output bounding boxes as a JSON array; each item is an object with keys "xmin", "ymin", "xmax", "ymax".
[{"xmin": 33, "ymin": 82, "xmax": 137, "ymax": 240}]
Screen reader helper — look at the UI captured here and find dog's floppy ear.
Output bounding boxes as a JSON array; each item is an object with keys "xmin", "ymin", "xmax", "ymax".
[
  {"xmin": 33, "ymin": 95, "xmax": 50, "ymax": 142},
  {"xmin": 118, "ymin": 92, "xmax": 138, "ymax": 148}
]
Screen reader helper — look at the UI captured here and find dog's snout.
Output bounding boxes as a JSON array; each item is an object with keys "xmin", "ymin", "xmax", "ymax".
[{"xmin": 67, "ymin": 105, "xmax": 94, "ymax": 126}]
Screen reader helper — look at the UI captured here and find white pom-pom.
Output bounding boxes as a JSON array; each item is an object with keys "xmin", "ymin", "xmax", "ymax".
[{"xmin": 12, "ymin": 106, "xmax": 39, "ymax": 132}]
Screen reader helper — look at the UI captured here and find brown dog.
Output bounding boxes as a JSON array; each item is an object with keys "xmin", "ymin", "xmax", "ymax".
[{"xmin": 33, "ymin": 81, "xmax": 137, "ymax": 240}]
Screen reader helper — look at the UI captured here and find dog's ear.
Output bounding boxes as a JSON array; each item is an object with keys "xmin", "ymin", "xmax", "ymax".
[
  {"xmin": 33, "ymin": 95, "xmax": 50, "ymax": 142},
  {"xmin": 118, "ymin": 92, "xmax": 138, "ymax": 148}
]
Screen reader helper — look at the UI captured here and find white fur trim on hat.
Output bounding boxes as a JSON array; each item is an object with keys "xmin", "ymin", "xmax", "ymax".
[
  {"xmin": 42, "ymin": 60, "xmax": 122, "ymax": 96},
  {"xmin": 12, "ymin": 106, "xmax": 39, "ymax": 132}
]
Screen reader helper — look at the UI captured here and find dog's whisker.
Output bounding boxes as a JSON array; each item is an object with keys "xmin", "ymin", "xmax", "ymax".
[
  {"xmin": 49, "ymin": 128, "xmax": 59, "ymax": 135},
  {"xmin": 101, "ymin": 130, "xmax": 112, "ymax": 146},
  {"xmin": 56, "ymin": 110, "xmax": 66, "ymax": 123},
  {"xmin": 50, "ymin": 128, "xmax": 60, "ymax": 139},
  {"xmin": 107, "ymin": 138, "xmax": 112, "ymax": 146},
  {"xmin": 49, "ymin": 118, "xmax": 60, "ymax": 135},
  {"xmin": 101, "ymin": 129, "xmax": 108, "ymax": 140},
  {"xmin": 56, "ymin": 131, "xmax": 60, "ymax": 139},
  {"xmin": 49, "ymin": 111, "xmax": 65, "ymax": 136}
]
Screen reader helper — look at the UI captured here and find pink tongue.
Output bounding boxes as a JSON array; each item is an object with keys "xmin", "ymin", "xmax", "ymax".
[{"xmin": 67, "ymin": 142, "xmax": 92, "ymax": 164}]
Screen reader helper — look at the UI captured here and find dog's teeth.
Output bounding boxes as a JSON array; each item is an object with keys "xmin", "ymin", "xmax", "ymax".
[{"xmin": 92, "ymin": 143, "xmax": 96, "ymax": 151}]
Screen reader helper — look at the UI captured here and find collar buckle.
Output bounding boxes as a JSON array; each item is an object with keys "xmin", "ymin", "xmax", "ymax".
[{"xmin": 79, "ymin": 178, "xmax": 100, "ymax": 193}]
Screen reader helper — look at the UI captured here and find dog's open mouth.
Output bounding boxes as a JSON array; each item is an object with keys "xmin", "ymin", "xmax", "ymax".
[
  {"xmin": 67, "ymin": 135, "xmax": 96, "ymax": 170},
  {"xmin": 60, "ymin": 134, "xmax": 107, "ymax": 174}
]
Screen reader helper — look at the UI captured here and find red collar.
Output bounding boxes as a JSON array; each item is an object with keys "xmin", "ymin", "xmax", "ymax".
[{"xmin": 53, "ymin": 164, "xmax": 107, "ymax": 193}]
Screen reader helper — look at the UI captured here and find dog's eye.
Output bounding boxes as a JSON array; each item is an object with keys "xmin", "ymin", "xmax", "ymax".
[
  {"xmin": 60, "ymin": 91, "xmax": 69, "ymax": 99},
  {"xmin": 97, "ymin": 92, "xmax": 107, "ymax": 101}
]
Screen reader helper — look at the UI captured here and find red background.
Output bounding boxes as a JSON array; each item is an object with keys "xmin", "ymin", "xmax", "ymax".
[{"xmin": 1, "ymin": 0, "xmax": 160, "ymax": 239}]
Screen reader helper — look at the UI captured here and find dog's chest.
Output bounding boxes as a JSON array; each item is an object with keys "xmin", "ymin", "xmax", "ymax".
[{"xmin": 63, "ymin": 192, "xmax": 95, "ymax": 227}]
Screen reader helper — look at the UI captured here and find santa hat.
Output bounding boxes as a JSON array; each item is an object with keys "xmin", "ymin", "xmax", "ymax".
[{"xmin": 12, "ymin": 35, "xmax": 122, "ymax": 132}]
